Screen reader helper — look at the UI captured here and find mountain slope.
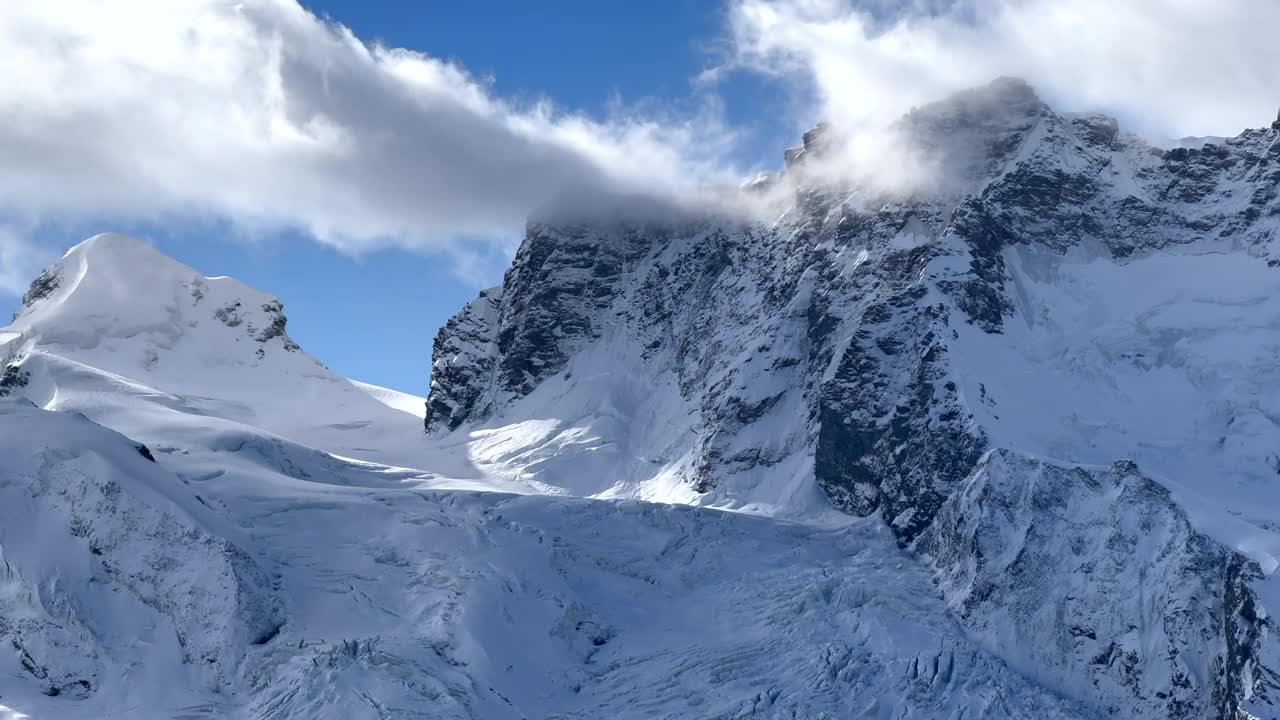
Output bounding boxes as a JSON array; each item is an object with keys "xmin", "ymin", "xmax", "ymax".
[
  {"xmin": 0, "ymin": 398, "xmax": 1096, "ymax": 719},
  {"xmin": 1, "ymin": 233, "xmax": 496, "ymax": 483},
  {"xmin": 0, "ymin": 233, "xmax": 1100, "ymax": 717},
  {"xmin": 4, "ymin": 78, "xmax": 1279, "ymax": 719},
  {"xmin": 424, "ymin": 78, "xmax": 1280, "ymax": 718}
]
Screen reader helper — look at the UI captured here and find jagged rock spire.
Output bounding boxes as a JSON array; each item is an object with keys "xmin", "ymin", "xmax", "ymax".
[{"xmin": 1272, "ymin": 107, "xmax": 1280, "ymax": 130}]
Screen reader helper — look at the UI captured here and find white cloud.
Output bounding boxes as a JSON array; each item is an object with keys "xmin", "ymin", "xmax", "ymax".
[
  {"xmin": 3, "ymin": 0, "xmax": 1276, "ymax": 284},
  {"xmin": 723, "ymin": 0, "xmax": 1280, "ymax": 141},
  {"xmin": 0, "ymin": 0, "xmax": 740, "ymax": 258}
]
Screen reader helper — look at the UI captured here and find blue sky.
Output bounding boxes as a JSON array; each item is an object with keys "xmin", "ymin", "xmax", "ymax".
[
  {"xmin": 3, "ymin": 0, "xmax": 1276, "ymax": 395},
  {"xmin": 0, "ymin": 1, "xmax": 793, "ymax": 395}
]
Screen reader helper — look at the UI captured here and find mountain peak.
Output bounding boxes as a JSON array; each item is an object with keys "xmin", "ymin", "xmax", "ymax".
[
  {"xmin": 18, "ymin": 233, "xmax": 197, "ymax": 313},
  {"xmin": 897, "ymin": 76, "xmax": 1047, "ymax": 138},
  {"xmin": 5, "ymin": 233, "xmax": 302, "ymax": 380},
  {"xmin": 777, "ymin": 77, "xmax": 1056, "ymax": 197},
  {"xmin": 67, "ymin": 232, "xmax": 162, "ymax": 259}
]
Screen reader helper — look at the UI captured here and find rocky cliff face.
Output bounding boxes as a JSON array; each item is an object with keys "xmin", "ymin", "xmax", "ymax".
[
  {"xmin": 424, "ymin": 78, "xmax": 1280, "ymax": 718},
  {"xmin": 916, "ymin": 450, "xmax": 1278, "ymax": 719}
]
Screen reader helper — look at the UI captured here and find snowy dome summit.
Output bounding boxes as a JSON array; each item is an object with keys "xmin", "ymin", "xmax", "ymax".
[
  {"xmin": 2, "ymin": 79, "xmax": 1280, "ymax": 719},
  {"xmin": 10, "ymin": 232, "xmax": 300, "ymax": 364},
  {"xmin": 0, "ymin": 232, "xmax": 450, "ymax": 472}
]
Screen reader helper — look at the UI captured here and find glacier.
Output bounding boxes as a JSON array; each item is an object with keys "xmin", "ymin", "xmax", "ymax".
[{"xmin": 0, "ymin": 233, "xmax": 1090, "ymax": 718}]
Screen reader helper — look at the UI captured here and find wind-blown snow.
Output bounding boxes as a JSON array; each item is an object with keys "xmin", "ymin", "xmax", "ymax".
[{"xmin": 347, "ymin": 378, "xmax": 427, "ymax": 419}]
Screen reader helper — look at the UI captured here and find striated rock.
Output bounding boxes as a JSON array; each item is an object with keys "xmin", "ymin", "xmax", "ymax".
[
  {"xmin": 915, "ymin": 450, "xmax": 1277, "ymax": 720},
  {"xmin": 424, "ymin": 286, "xmax": 502, "ymax": 431}
]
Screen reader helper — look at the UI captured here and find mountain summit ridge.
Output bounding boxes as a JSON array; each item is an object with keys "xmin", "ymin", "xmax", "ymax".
[
  {"xmin": 8, "ymin": 231, "xmax": 300, "ymax": 361},
  {"xmin": 423, "ymin": 78, "xmax": 1280, "ymax": 718}
]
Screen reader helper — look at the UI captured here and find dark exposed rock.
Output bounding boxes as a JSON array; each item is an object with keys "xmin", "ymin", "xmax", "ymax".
[
  {"xmin": 1071, "ymin": 113, "xmax": 1120, "ymax": 146},
  {"xmin": 214, "ymin": 301, "xmax": 243, "ymax": 328},
  {"xmin": 937, "ymin": 201, "xmax": 1017, "ymax": 332},
  {"xmin": 424, "ymin": 287, "xmax": 502, "ymax": 432},
  {"xmin": 213, "ymin": 299, "xmax": 299, "ymax": 353},
  {"xmin": 0, "ymin": 364, "xmax": 30, "ymax": 397},
  {"xmin": 423, "ymin": 79, "xmax": 1280, "ymax": 716},
  {"xmin": 915, "ymin": 452, "xmax": 1277, "ymax": 720},
  {"xmin": 20, "ymin": 268, "xmax": 59, "ymax": 309},
  {"xmin": 255, "ymin": 300, "xmax": 301, "ymax": 351}
]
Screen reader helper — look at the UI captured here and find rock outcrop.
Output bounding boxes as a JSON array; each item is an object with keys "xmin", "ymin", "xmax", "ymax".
[{"xmin": 425, "ymin": 78, "xmax": 1280, "ymax": 718}]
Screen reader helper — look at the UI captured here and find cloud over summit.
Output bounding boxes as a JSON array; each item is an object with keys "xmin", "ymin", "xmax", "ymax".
[
  {"xmin": 0, "ymin": 0, "xmax": 1277, "ymax": 287},
  {"xmin": 0, "ymin": 0, "xmax": 737, "ymax": 257},
  {"xmin": 723, "ymin": 0, "xmax": 1280, "ymax": 142}
]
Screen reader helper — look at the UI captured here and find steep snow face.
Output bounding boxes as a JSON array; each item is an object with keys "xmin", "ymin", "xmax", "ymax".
[
  {"xmin": 952, "ymin": 245, "xmax": 1280, "ymax": 559},
  {"xmin": 916, "ymin": 451, "xmax": 1278, "ymax": 720},
  {"xmin": 0, "ymin": 399, "xmax": 1092, "ymax": 719},
  {"xmin": 425, "ymin": 78, "xmax": 1280, "ymax": 718},
  {"xmin": 0, "ymin": 398, "xmax": 281, "ymax": 711}
]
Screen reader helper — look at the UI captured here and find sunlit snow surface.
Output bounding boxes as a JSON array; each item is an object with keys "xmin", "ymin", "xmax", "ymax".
[
  {"xmin": 0, "ymin": 235, "xmax": 1092, "ymax": 718},
  {"xmin": 952, "ymin": 245, "xmax": 1280, "ymax": 574}
]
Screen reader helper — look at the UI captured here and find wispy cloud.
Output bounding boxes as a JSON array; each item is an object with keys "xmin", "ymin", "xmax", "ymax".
[
  {"xmin": 0, "ymin": 0, "xmax": 740, "ymax": 261},
  {"xmin": 722, "ymin": 0, "xmax": 1280, "ymax": 141},
  {"xmin": 1, "ymin": 0, "xmax": 1276, "ymax": 289}
]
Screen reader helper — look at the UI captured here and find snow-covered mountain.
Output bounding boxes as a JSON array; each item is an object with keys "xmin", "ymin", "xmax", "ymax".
[
  {"xmin": 425, "ymin": 78, "xmax": 1280, "ymax": 718},
  {"xmin": 0, "ymin": 231, "xmax": 1092, "ymax": 718},
  {"xmin": 3, "ymin": 77, "xmax": 1280, "ymax": 719}
]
